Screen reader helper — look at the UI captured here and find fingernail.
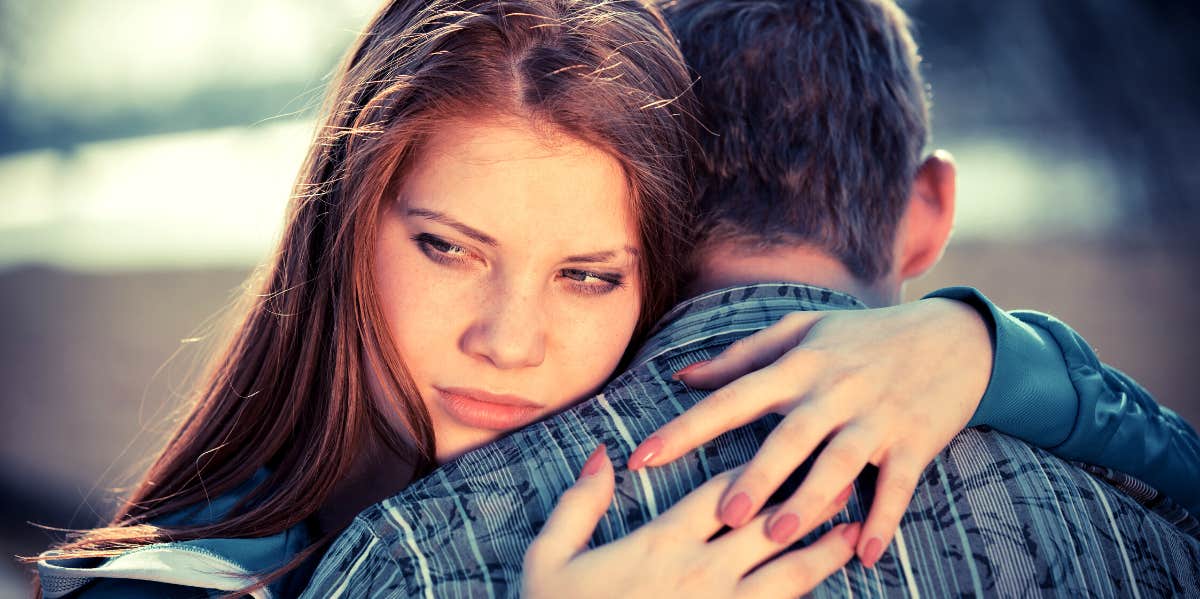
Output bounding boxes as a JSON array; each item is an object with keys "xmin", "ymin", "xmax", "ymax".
[
  {"xmin": 719, "ymin": 492, "xmax": 752, "ymax": 527},
  {"xmin": 628, "ymin": 436, "xmax": 664, "ymax": 471},
  {"xmin": 836, "ymin": 485, "xmax": 853, "ymax": 505},
  {"xmin": 579, "ymin": 444, "xmax": 608, "ymax": 479},
  {"xmin": 671, "ymin": 360, "xmax": 711, "ymax": 380},
  {"xmin": 767, "ymin": 513, "xmax": 800, "ymax": 544},
  {"xmin": 841, "ymin": 522, "xmax": 862, "ymax": 543},
  {"xmin": 860, "ymin": 537, "xmax": 884, "ymax": 568}
]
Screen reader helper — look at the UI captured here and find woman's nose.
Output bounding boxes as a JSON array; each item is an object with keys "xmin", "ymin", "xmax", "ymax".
[{"xmin": 460, "ymin": 287, "xmax": 547, "ymax": 370}]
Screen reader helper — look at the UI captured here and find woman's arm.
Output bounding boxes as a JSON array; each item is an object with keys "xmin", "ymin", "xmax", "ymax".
[
  {"xmin": 627, "ymin": 287, "xmax": 1199, "ymax": 568},
  {"xmin": 930, "ymin": 286, "xmax": 1200, "ymax": 516},
  {"xmin": 628, "ymin": 296, "xmax": 991, "ymax": 566}
]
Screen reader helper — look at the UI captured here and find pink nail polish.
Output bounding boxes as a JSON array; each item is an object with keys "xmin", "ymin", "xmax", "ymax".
[
  {"xmin": 671, "ymin": 360, "xmax": 711, "ymax": 380},
  {"xmin": 767, "ymin": 513, "xmax": 800, "ymax": 544},
  {"xmin": 628, "ymin": 436, "xmax": 664, "ymax": 470},
  {"xmin": 861, "ymin": 537, "xmax": 884, "ymax": 568},
  {"xmin": 579, "ymin": 444, "xmax": 607, "ymax": 479},
  {"xmin": 719, "ymin": 492, "xmax": 752, "ymax": 527}
]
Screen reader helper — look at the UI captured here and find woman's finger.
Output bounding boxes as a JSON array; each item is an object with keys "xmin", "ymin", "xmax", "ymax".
[
  {"xmin": 629, "ymin": 352, "xmax": 824, "ymax": 471},
  {"xmin": 714, "ymin": 401, "xmax": 842, "ymax": 527},
  {"xmin": 524, "ymin": 445, "xmax": 614, "ymax": 573},
  {"xmin": 764, "ymin": 424, "xmax": 878, "ymax": 544},
  {"xmin": 816, "ymin": 485, "xmax": 855, "ymax": 526},
  {"xmin": 712, "ymin": 485, "xmax": 853, "ymax": 573},
  {"xmin": 651, "ymin": 468, "xmax": 745, "ymax": 540},
  {"xmin": 734, "ymin": 522, "xmax": 861, "ymax": 599},
  {"xmin": 674, "ymin": 311, "xmax": 825, "ymax": 389},
  {"xmin": 856, "ymin": 450, "xmax": 924, "ymax": 568}
]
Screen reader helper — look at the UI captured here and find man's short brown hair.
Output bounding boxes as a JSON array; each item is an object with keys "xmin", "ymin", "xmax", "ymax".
[{"xmin": 665, "ymin": 0, "xmax": 929, "ymax": 280}]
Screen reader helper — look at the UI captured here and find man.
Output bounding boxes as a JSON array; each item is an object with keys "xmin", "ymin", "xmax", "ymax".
[{"xmin": 300, "ymin": 0, "xmax": 1200, "ymax": 596}]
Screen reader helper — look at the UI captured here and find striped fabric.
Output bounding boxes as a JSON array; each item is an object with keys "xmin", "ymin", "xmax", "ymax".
[
  {"xmin": 1075, "ymin": 463, "xmax": 1200, "ymax": 538},
  {"xmin": 300, "ymin": 283, "xmax": 1200, "ymax": 598}
]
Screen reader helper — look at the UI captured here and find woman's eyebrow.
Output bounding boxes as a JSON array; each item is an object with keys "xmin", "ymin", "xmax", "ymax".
[
  {"xmin": 407, "ymin": 207, "xmax": 638, "ymax": 263},
  {"xmin": 564, "ymin": 248, "xmax": 640, "ymax": 264},
  {"xmin": 406, "ymin": 208, "xmax": 498, "ymax": 247}
]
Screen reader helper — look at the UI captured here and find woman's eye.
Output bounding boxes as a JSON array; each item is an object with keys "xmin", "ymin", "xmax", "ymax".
[
  {"xmin": 413, "ymin": 233, "xmax": 471, "ymax": 265},
  {"xmin": 560, "ymin": 268, "xmax": 624, "ymax": 295}
]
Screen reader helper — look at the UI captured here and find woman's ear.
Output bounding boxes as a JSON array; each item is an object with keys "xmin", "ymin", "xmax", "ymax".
[{"xmin": 892, "ymin": 150, "xmax": 956, "ymax": 281}]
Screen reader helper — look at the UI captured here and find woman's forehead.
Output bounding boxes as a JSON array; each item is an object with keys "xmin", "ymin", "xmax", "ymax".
[{"xmin": 399, "ymin": 117, "xmax": 641, "ymax": 256}]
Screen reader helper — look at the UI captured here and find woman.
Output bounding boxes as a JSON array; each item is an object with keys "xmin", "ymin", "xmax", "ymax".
[
  {"xmin": 33, "ymin": 0, "xmax": 748, "ymax": 595},
  {"xmin": 33, "ymin": 0, "xmax": 1192, "ymax": 597}
]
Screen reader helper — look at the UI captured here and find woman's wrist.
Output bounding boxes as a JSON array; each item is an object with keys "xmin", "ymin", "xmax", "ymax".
[
  {"xmin": 920, "ymin": 287, "xmax": 999, "ymax": 427},
  {"xmin": 922, "ymin": 286, "xmax": 1079, "ymax": 446}
]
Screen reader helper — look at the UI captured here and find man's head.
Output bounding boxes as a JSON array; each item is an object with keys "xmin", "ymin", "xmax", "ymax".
[{"xmin": 665, "ymin": 0, "xmax": 956, "ymax": 304}]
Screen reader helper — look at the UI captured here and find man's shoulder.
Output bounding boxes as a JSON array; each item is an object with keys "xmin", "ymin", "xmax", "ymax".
[{"xmin": 628, "ymin": 282, "xmax": 865, "ymax": 370}]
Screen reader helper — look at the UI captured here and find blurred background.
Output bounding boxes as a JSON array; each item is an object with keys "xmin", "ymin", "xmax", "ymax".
[{"xmin": 2, "ymin": 0, "xmax": 1199, "ymax": 592}]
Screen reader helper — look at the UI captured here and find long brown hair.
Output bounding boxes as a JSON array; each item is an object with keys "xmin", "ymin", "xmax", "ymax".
[{"xmin": 32, "ymin": 0, "xmax": 698, "ymax": 591}]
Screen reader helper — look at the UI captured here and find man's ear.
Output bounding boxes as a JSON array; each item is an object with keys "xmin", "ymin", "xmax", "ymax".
[{"xmin": 892, "ymin": 150, "xmax": 956, "ymax": 281}]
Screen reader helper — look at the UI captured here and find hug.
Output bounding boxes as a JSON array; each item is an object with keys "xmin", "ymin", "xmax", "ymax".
[{"xmin": 34, "ymin": 0, "xmax": 1200, "ymax": 597}]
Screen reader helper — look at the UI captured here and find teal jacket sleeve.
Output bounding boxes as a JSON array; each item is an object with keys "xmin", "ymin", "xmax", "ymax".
[{"xmin": 923, "ymin": 286, "xmax": 1200, "ymax": 517}]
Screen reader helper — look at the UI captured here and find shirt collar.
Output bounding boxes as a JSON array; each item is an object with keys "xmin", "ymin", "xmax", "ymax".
[{"xmin": 631, "ymin": 282, "xmax": 867, "ymax": 367}]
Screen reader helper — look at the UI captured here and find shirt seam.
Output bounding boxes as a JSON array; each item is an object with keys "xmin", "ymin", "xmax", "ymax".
[{"xmin": 356, "ymin": 515, "xmax": 407, "ymax": 570}]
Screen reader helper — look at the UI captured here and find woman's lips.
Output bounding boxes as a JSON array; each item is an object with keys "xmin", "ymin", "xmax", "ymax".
[{"xmin": 436, "ymin": 387, "xmax": 542, "ymax": 431}]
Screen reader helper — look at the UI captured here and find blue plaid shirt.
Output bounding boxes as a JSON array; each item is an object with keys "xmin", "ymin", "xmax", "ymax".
[{"xmin": 301, "ymin": 283, "xmax": 1200, "ymax": 598}]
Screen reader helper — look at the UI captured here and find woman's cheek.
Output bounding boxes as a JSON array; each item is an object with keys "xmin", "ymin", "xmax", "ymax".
[
  {"xmin": 561, "ymin": 291, "xmax": 640, "ymax": 384},
  {"xmin": 394, "ymin": 267, "xmax": 475, "ymax": 348}
]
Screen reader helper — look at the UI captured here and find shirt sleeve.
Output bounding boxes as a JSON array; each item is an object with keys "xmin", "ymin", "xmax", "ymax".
[
  {"xmin": 298, "ymin": 517, "xmax": 407, "ymax": 598},
  {"xmin": 924, "ymin": 286, "xmax": 1200, "ymax": 516}
]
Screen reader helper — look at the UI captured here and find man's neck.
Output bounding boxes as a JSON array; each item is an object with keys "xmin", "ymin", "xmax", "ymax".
[{"xmin": 686, "ymin": 242, "xmax": 896, "ymax": 307}]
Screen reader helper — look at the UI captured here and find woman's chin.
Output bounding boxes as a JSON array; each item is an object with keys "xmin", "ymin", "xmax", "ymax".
[{"xmin": 432, "ymin": 428, "xmax": 503, "ymax": 465}]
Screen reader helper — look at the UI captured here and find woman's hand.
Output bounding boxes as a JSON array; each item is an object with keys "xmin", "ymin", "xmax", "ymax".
[
  {"xmin": 523, "ymin": 445, "xmax": 860, "ymax": 599},
  {"xmin": 626, "ymin": 298, "xmax": 992, "ymax": 567}
]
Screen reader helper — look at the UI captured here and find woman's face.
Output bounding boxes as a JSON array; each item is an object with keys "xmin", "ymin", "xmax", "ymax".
[{"xmin": 374, "ymin": 116, "xmax": 642, "ymax": 463}]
